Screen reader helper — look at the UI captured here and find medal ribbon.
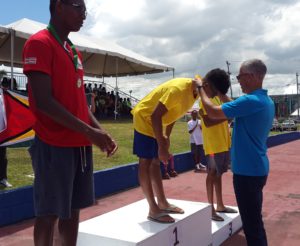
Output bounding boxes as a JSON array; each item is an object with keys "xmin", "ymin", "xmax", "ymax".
[{"xmin": 47, "ymin": 24, "xmax": 79, "ymax": 71}]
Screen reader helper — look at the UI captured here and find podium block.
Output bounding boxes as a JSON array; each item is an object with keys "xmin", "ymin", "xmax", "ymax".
[
  {"xmin": 77, "ymin": 199, "xmax": 212, "ymax": 246},
  {"xmin": 211, "ymin": 206, "xmax": 242, "ymax": 246}
]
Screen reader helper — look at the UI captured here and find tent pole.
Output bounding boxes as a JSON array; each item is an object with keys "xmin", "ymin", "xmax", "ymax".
[
  {"xmin": 296, "ymin": 73, "xmax": 299, "ymax": 119},
  {"xmin": 10, "ymin": 28, "xmax": 14, "ymax": 90},
  {"xmin": 114, "ymin": 58, "xmax": 119, "ymax": 120}
]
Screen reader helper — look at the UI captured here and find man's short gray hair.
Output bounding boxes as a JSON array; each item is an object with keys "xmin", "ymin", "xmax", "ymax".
[{"xmin": 241, "ymin": 59, "xmax": 267, "ymax": 78}]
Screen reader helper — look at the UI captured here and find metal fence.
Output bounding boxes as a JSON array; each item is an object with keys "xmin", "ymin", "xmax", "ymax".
[{"xmin": 3, "ymin": 72, "xmax": 140, "ymax": 106}]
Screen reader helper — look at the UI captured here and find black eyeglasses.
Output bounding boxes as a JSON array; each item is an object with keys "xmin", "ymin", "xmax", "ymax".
[
  {"xmin": 60, "ymin": 0, "xmax": 87, "ymax": 16},
  {"xmin": 236, "ymin": 73, "xmax": 250, "ymax": 80}
]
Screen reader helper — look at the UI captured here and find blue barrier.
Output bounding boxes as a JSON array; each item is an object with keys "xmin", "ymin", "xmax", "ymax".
[
  {"xmin": 93, "ymin": 152, "xmax": 194, "ymax": 199},
  {"xmin": 267, "ymin": 132, "xmax": 300, "ymax": 148},
  {"xmin": 94, "ymin": 163, "xmax": 139, "ymax": 198},
  {"xmin": 0, "ymin": 132, "xmax": 299, "ymax": 227},
  {"xmin": 0, "ymin": 186, "xmax": 34, "ymax": 226}
]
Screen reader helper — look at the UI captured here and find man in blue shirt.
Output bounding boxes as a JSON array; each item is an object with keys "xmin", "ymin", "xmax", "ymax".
[{"xmin": 195, "ymin": 59, "xmax": 274, "ymax": 246}]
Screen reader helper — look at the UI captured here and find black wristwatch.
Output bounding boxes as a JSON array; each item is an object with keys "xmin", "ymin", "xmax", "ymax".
[{"xmin": 197, "ymin": 85, "xmax": 203, "ymax": 90}]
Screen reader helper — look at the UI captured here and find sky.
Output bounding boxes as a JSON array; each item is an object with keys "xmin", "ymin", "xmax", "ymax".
[{"xmin": 1, "ymin": 0, "xmax": 300, "ymax": 99}]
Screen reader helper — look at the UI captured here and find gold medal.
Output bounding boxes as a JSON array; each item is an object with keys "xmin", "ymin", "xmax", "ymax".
[{"xmin": 77, "ymin": 77, "xmax": 82, "ymax": 88}]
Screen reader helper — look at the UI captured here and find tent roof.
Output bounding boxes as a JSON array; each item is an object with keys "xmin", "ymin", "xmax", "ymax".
[
  {"xmin": 291, "ymin": 108, "xmax": 300, "ymax": 116},
  {"xmin": 0, "ymin": 18, "xmax": 174, "ymax": 77}
]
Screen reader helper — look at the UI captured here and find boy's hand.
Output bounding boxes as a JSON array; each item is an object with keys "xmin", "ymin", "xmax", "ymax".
[
  {"xmin": 158, "ymin": 136, "xmax": 171, "ymax": 164},
  {"xmin": 199, "ymin": 109, "xmax": 204, "ymax": 117},
  {"xmin": 192, "ymin": 78, "xmax": 204, "ymax": 88}
]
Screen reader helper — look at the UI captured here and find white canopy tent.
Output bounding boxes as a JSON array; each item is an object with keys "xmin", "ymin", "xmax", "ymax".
[
  {"xmin": 0, "ymin": 18, "xmax": 174, "ymax": 76},
  {"xmin": 291, "ymin": 108, "xmax": 300, "ymax": 117},
  {"xmin": 0, "ymin": 18, "xmax": 174, "ymax": 118}
]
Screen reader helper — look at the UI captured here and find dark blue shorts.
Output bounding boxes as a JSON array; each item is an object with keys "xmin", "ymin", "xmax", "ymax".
[
  {"xmin": 28, "ymin": 136, "xmax": 95, "ymax": 219},
  {"xmin": 133, "ymin": 130, "xmax": 158, "ymax": 159}
]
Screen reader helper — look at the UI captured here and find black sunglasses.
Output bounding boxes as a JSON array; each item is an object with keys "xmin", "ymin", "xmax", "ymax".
[
  {"xmin": 236, "ymin": 73, "xmax": 251, "ymax": 80},
  {"xmin": 60, "ymin": 0, "xmax": 87, "ymax": 16}
]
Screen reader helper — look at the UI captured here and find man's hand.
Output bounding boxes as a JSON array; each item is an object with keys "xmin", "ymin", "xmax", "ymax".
[
  {"xmin": 86, "ymin": 128, "xmax": 118, "ymax": 157},
  {"xmin": 106, "ymin": 139, "xmax": 118, "ymax": 157}
]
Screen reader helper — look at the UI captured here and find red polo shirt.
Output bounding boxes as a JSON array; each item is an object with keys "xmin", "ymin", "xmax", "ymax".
[{"xmin": 23, "ymin": 29, "xmax": 91, "ymax": 147}]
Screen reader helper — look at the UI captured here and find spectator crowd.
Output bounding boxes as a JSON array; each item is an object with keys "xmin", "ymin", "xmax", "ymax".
[
  {"xmin": 0, "ymin": 77, "xmax": 134, "ymax": 120},
  {"xmin": 84, "ymin": 83, "xmax": 133, "ymax": 119}
]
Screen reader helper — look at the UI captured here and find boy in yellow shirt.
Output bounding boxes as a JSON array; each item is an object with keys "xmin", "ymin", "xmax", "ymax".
[
  {"xmin": 131, "ymin": 77, "xmax": 201, "ymax": 223},
  {"xmin": 199, "ymin": 69, "xmax": 237, "ymax": 221}
]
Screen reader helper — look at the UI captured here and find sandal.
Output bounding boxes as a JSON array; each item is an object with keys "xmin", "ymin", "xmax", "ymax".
[
  {"xmin": 162, "ymin": 172, "xmax": 171, "ymax": 179},
  {"xmin": 147, "ymin": 212, "xmax": 175, "ymax": 223},
  {"xmin": 212, "ymin": 214, "xmax": 224, "ymax": 222},
  {"xmin": 216, "ymin": 207, "xmax": 238, "ymax": 213},
  {"xmin": 161, "ymin": 204, "xmax": 184, "ymax": 214},
  {"xmin": 170, "ymin": 170, "xmax": 178, "ymax": 177}
]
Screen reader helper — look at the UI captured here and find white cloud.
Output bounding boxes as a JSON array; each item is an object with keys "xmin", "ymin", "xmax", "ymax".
[
  {"xmin": 263, "ymin": 2, "xmax": 300, "ymax": 48},
  {"xmin": 86, "ymin": 0, "xmax": 146, "ymax": 37},
  {"xmin": 83, "ymin": 0, "xmax": 300, "ymax": 98},
  {"xmin": 87, "ymin": 0, "xmax": 145, "ymax": 21}
]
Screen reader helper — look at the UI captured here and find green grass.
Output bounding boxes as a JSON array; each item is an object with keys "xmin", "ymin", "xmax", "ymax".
[
  {"xmin": 3, "ymin": 119, "xmax": 298, "ymax": 191},
  {"xmin": 3, "ymin": 120, "xmax": 190, "ymax": 190}
]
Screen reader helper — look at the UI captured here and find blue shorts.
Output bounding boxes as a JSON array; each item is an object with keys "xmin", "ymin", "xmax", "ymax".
[
  {"xmin": 133, "ymin": 130, "xmax": 158, "ymax": 159},
  {"xmin": 28, "ymin": 136, "xmax": 95, "ymax": 219}
]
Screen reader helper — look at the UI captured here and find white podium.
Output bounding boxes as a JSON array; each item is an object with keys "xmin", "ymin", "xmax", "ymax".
[
  {"xmin": 211, "ymin": 206, "xmax": 242, "ymax": 246},
  {"xmin": 78, "ymin": 199, "xmax": 211, "ymax": 246},
  {"xmin": 77, "ymin": 199, "xmax": 242, "ymax": 246}
]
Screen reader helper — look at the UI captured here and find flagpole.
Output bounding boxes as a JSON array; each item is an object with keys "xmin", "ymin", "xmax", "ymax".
[{"xmin": 10, "ymin": 28, "xmax": 15, "ymax": 90}]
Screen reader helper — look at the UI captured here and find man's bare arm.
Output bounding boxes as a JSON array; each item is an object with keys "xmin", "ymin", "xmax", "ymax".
[
  {"xmin": 27, "ymin": 71, "xmax": 117, "ymax": 155},
  {"xmin": 200, "ymin": 114, "xmax": 227, "ymax": 127}
]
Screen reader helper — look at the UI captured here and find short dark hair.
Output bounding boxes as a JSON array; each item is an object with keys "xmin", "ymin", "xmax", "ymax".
[
  {"xmin": 1, "ymin": 77, "xmax": 9, "ymax": 88},
  {"xmin": 50, "ymin": 0, "xmax": 58, "ymax": 16},
  {"xmin": 204, "ymin": 68, "xmax": 230, "ymax": 95},
  {"xmin": 1, "ymin": 77, "xmax": 17, "ymax": 90}
]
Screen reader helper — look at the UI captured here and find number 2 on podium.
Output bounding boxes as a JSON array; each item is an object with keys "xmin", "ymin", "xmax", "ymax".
[{"xmin": 173, "ymin": 227, "xmax": 180, "ymax": 245}]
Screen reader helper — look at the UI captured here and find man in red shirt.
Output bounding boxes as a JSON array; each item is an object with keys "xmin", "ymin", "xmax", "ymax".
[{"xmin": 23, "ymin": 0, "xmax": 117, "ymax": 245}]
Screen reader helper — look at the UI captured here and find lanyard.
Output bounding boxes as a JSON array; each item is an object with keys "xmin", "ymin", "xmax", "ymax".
[{"xmin": 47, "ymin": 24, "xmax": 79, "ymax": 71}]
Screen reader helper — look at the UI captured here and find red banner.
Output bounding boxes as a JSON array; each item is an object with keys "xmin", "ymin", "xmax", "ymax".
[{"xmin": 0, "ymin": 90, "xmax": 35, "ymax": 145}]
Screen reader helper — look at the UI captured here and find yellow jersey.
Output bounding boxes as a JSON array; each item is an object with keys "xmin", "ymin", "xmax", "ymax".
[
  {"xmin": 199, "ymin": 96, "xmax": 231, "ymax": 155},
  {"xmin": 131, "ymin": 78, "xmax": 198, "ymax": 137}
]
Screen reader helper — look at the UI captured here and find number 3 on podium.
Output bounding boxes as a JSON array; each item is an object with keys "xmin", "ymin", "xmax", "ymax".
[{"xmin": 228, "ymin": 222, "xmax": 233, "ymax": 237}]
